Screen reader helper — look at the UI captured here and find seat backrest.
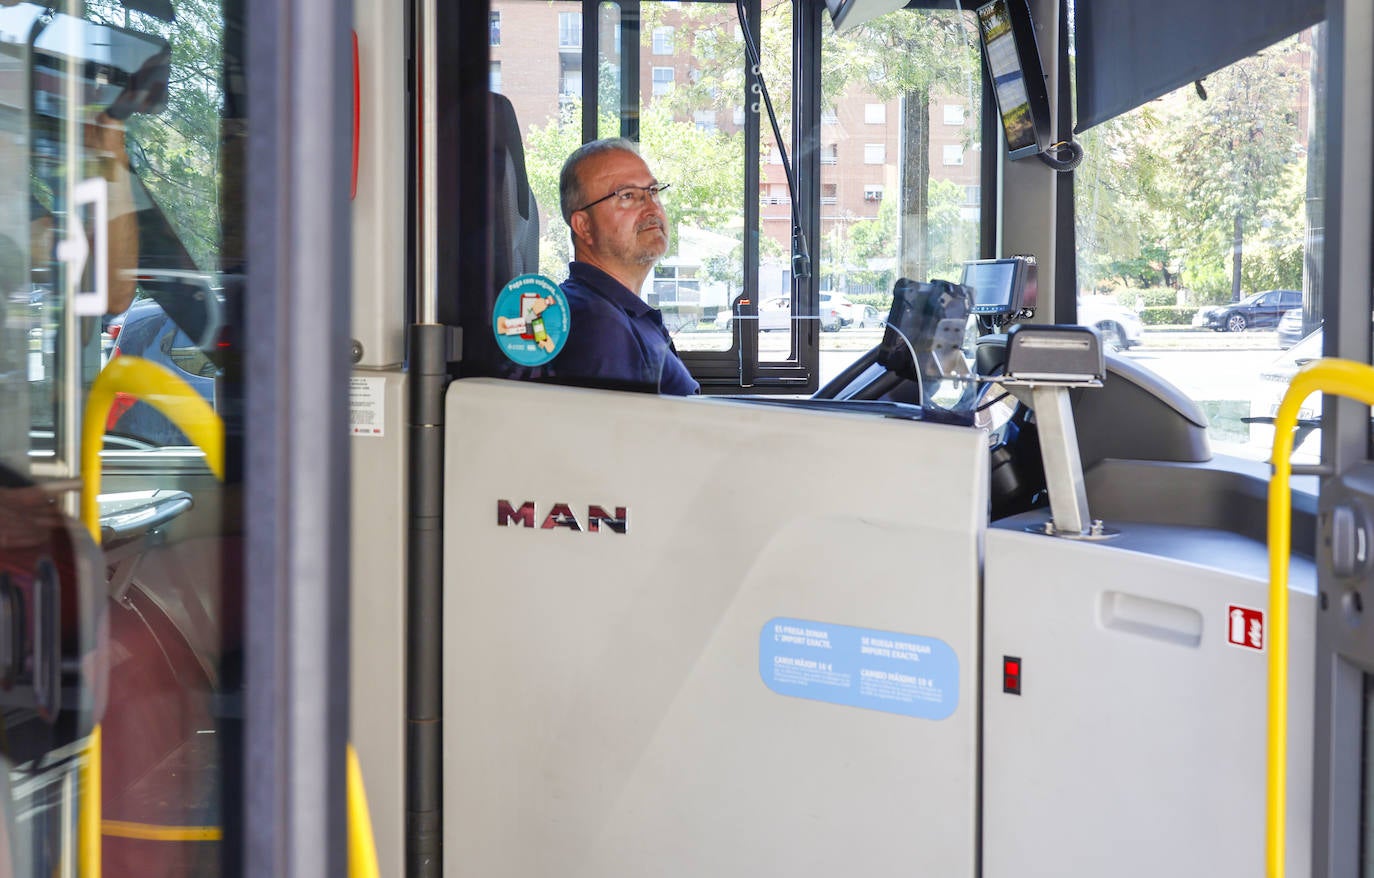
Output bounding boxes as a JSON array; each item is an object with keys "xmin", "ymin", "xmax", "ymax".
[
  {"xmin": 491, "ymin": 92, "xmax": 538, "ymax": 290},
  {"xmin": 466, "ymin": 91, "xmax": 542, "ymax": 379}
]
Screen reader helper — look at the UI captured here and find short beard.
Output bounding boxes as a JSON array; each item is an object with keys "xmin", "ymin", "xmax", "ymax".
[{"xmin": 631, "ymin": 219, "xmax": 668, "ymax": 265}]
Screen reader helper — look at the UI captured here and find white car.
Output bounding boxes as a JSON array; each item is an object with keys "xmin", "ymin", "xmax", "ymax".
[
  {"xmin": 1077, "ymin": 298, "xmax": 1144, "ymax": 350},
  {"xmin": 851, "ymin": 304, "xmax": 884, "ymax": 329},
  {"xmin": 1248, "ymin": 327, "xmax": 1322, "ymax": 461}
]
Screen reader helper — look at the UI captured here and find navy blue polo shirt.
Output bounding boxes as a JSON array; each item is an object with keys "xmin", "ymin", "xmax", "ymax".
[{"xmin": 550, "ymin": 261, "xmax": 700, "ymax": 396}]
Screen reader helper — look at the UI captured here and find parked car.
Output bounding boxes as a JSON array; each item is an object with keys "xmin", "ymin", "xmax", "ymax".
[
  {"xmin": 1275, "ymin": 308, "xmax": 1318, "ymax": 349},
  {"xmin": 714, "ymin": 296, "xmax": 843, "ymax": 332},
  {"xmin": 852, "ymin": 304, "xmax": 884, "ymax": 329},
  {"xmin": 816, "ymin": 295, "xmax": 845, "ymax": 331},
  {"xmin": 1192, "ymin": 289, "xmax": 1301, "ymax": 332},
  {"xmin": 1077, "ymin": 298, "xmax": 1144, "ymax": 350},
  {"xmin": 1248, "ymin": 326, "xmax": 1323, "ymax": 460},
  {"xmin": 822, "ymin": 294, "xmax": 860, "ymax": 328},
  {"xmin": 105, "ymin": 289, "xmax": 221, "ymax": 446}
]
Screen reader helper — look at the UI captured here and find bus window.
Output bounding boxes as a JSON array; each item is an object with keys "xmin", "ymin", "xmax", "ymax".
[
  {"xmin": 635, "ymin": 1, "xmax": 749, "ymax": 350},
  {"xmin": 1074, "ymin": 23, "xmax": 1328, "ymax": 463},
  {"xmin": 816, "ymin": 1, "xmax": 982, "ymax": 386},
  {"xmin": 494, "ymin": 0, "xmax": 592, "ymax": 285}
]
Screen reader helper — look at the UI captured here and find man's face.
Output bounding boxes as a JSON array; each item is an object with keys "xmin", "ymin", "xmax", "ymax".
[{"xmin": 573, "ymin": 149, "xmax": 670, "ymax": 269}]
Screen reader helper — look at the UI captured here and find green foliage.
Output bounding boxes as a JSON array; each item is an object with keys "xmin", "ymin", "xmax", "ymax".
[
  {"xmin": 1076, "ymin": 36, "xmax": 1311, "ymax": 308},
  {"xmin": 846, "ymin": 292, "xmax": 892, "ymax": 309},
  {"xmin": 1139, "ymin": 288, "xmax": 1178, "ymax": 308},
  {"xmin": 522, "ymin": 105, "xmax": 590, "ymax": 278},
  {"xmin": 89, "ymin": 0, "xmax": 225, "ymax": 270},
  {"xmin": 926, "ymin": 178, "xmax": 976, "ymax": 280},
  {"xmin": 828, "ymin": 8, "xmax": 978, "ymax": 107},
  {"xmin": 1139, "ymin": 306, "xmax": 1199, "ymax": 326},
  {"xmin": 522, "ymin": 100, "xmax": 746, "ymax": 280}
]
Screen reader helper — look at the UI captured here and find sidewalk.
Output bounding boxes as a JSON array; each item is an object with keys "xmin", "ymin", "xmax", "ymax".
[{"xmin": 1134, "ymin": 327, "xmax": 1281, "ymax": 352}]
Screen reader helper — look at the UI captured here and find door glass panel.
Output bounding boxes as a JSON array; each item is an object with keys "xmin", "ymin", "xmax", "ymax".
[
  {"xmin": 1363, "ymin": 672, "xmax": 1374, "ymax": 877},
  {"xmin": 492, "ymin": 0, "xmax": 747, "ymax": 354},
  {"xmin": 490, "ymin": 0, "xmax": 588, "ymax": 286},
  {"xmin": 0, "ymin": 5, "xmax": 41, "ymax": 472},
  {"xmin": 638, "ymin": 1, "xmax": 747, "ymax": 353},
  {"xmin": 0, "ymin": 0, "xmax": 245, "ymax": 873},
  {"xmin": 597, "ymin": 1, "xmax": 621, "ymax": 141},
  {"xmin": 816, "ymin": 1, "xmax": 983, "ymax": 384}
]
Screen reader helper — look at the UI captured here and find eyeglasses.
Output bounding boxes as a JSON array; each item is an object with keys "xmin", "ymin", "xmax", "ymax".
[{"xmin": 573, "ymin": 182, "xmax": 671, "ymax": 213}]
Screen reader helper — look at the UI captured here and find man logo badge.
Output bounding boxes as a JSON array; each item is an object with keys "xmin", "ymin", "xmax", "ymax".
[{"xmin": 496, "ymin": 500, "xmax": 628, "ymax": 534}]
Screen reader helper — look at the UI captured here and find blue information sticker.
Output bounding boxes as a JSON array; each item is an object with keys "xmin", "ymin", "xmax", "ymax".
[
  {"xmin": 492, "ymin": 274, "xmax": 569, "ymax": 367},
  {"xmin": 758, "ymin": 617, "xmax": 959, "ymax": 720}
]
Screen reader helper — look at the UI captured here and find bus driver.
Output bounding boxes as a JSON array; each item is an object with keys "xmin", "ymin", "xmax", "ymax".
[{"xmin": 548, "ymin": 138, "xmax": 700, "ymax": 395}]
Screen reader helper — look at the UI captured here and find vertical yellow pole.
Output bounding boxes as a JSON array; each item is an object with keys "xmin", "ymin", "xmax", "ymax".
[
  {"xmin": 347, "ymin": 744, "xmax": 380, "ymax": 878},
  {"xmin": 1266, "ymin": 358, "xmax": 1374, "ymax": 877}
]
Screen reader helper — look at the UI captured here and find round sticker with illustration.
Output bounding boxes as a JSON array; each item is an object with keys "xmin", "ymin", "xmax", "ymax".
[{"xmin": 492, "ymin": 274, "xmax": 569, "ymax": 367}]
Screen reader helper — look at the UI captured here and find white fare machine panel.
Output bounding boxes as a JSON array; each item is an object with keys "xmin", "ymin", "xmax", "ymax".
[
  {"xmin": 442, "ymin": 379, "xmax": 989, "ymax": 877},
  {"xmin": 983, "ymin": 515, "xmax": 1316, "ymax": 877}
]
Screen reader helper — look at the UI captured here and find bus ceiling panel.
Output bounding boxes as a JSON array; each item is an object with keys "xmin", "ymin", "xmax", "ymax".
[{"xmin": 1074, "ymin": 0, "xmax": 1324, "ymax": 133}]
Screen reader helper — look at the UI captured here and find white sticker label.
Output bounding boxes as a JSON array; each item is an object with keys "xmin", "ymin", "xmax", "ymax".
[
  {"xmin": 64, "ymin": 177, "xmax": 109, "ymax": 316},
  {"xmin": 350, "ymin": 376, "xmax": 386, "ymax": 437}
]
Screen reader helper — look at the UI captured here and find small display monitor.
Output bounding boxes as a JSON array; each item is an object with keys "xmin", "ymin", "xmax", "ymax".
[
  {"xmin": 963, "ymin": 257, "xmax": 1036, "ymax": 316},
  {"xmin": 975, "ymin": 0, "xmax": 1052, "ymax": 160}
]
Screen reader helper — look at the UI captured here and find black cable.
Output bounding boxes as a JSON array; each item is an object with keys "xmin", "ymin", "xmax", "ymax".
[
  {"xmin": 972, "ymin": 362, "xmax": 1008, "ymax": 412},
  {"xmin": 1037, "ymin": 139, "xmax": 1083, "ymax": 172},
  {"xmin": 975, "ymin": 390, "xmax": 1011, "ymax": 412},
  {"xmin": 735, "ymin": 0, "xmax": 810, "ymax": 279}
]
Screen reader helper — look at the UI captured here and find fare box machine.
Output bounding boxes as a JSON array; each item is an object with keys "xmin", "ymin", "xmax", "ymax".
[{"xmin": 440, "ymin": 261, "xmax": 1315, "ymax": 877}]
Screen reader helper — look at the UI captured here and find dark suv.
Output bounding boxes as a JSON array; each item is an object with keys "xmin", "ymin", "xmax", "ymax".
[{"xmin": 1192, "ymin": 289, "xmax": 1301, "ymax": 332}]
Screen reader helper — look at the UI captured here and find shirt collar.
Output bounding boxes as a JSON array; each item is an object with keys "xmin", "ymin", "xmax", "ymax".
[{"xmin": 568, "ymin": 261, "xmax": 654, "ymax": 318}]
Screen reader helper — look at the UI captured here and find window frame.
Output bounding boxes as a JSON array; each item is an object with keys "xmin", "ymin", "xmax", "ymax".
[
  {"xmin": 558, "ymin": 10, "xmax": 583, "ymax": 48},
  {"xmin": 652, "ymin": 24, "xmax": 675, "ymax": 54},
  {"xmin": 651, "ymin": 65, "xmax": 675, "ymax": 95},
  {"xmin": 563, "ymin": 0, "xmax": 987, "ymax": 393}
]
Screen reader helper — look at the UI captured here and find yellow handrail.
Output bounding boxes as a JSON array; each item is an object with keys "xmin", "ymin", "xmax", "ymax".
[
  {"xmin": 347, "ymin": 743, "xmax": 381, "ymax": 878},
  {"xmin": 80, "ymin": 356, "xmax": 224, "ymax": 878},
  {"xmin": 82, "ymin": 355, "xmax": 225, "ymax": 539},
  {"xmin": 1266, "ymin": 357, "xmax": 1374, "ymax": 877}
]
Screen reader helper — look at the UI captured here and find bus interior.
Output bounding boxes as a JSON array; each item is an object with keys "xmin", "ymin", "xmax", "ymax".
[{"xmin": 0, "ymin": 0, "xmax": 1368, "ymax": 875}]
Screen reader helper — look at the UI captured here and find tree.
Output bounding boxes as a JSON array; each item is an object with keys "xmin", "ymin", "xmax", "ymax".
[
  {"xmin": 831, "ymin": 8, "xmax": 980, "ymax": 281},
  {"xmin": 522, "ymin": 100, "xmax": 745, "ymax": 280},
  {"xmin": 1161, "ymin": 38, "xmax": 1306, "ymax": 302},
  {"xmin": 1073, "ymin": 35, "xmax": 1309, "ymax": 305},
  {"xmin": 1073, "ymin": 108, "xmax": 1175, "ymax": 292},
  {"xmin": 88, "ymin": 0, "xmax": 226, "ymax": 271}
]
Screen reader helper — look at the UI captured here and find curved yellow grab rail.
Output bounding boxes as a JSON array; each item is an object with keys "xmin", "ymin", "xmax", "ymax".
[
  {"xmin": 82, "ymin": 355, "xmax": 225, "ymax": 538},
  {"xmin": 80, "ymin": 355, "xmax": 224, "ymax": 878},
  {"xmin": 348, "ymin": 743, "xmax": 381, "ymax": 878},
  {"xmin": 1267, "ymin": 358, "xmax": 1374, "ymax": 877}
]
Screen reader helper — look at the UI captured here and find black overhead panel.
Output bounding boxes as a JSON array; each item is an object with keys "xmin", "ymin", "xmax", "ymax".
[{"xmin": 1073, "ymin": 0, "xmax": 1324, "ymax": 132}]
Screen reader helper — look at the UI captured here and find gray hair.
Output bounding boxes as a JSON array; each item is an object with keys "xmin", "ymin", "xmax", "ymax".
[{"xmin": 559, "ymin": 137, "xmax": 642, "ymax": 226}]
